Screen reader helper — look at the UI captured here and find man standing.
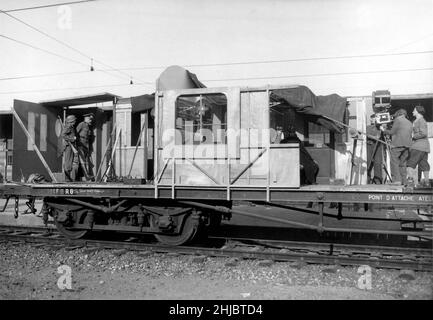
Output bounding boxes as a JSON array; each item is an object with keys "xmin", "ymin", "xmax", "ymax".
[
  {"xmin": 407, "ymin": 105, "xmax": 430, "ymax": 187},
  {"xmin": 366, "ymin": 114, "xmax": 383, "ymax": 184},
  {"xmin": 76, "ymin": 113, "xmax": 95, "ymax": 181},
  {"xmin": 62, "ymin": 115, "xmax": 78, "ymax": 182},
  {"xmin": 380, "ymin": 109, "xmax": 412, "ymax": 185}
]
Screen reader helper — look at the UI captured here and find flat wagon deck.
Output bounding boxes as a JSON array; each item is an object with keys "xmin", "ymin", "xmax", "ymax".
[{"xmin": 1, "ymin": 182, "xmax": 432, "ymax": 205}]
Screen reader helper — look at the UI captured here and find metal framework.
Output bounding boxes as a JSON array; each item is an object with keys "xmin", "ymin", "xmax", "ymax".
[{"xmin": 1, "ymin": 182, "xmax": 431, "ymax": 205}]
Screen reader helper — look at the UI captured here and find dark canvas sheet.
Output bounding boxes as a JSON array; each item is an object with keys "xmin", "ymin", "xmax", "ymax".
[
  {"xmin": 131, "ymin": 94, "xmax": 155, "ymax": 113},
  {"xmin": 270, "ymin": 85, "xmax": 347, "ymax": 132},
  {"xmin": 131, "ymin": 70, "xmax": 214, "ymax": 113}
]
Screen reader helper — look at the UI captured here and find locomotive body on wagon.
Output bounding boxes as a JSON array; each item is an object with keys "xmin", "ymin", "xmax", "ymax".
[{"xmin": 0, "ymin": 81, "xmax": 432, "ymax": 245}]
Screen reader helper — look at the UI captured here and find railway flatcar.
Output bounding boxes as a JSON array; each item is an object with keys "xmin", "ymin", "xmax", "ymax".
[{"xmin": 1, "ymin": 81, "xmax": 432, "ymax": 245}]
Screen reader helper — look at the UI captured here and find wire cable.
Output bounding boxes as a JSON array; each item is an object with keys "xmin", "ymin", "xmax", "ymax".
[
  {"xmin": 0, "ymin": 70, "xmax": 90, "ymax": 81},
  {"xmin": 1, "ymin": 67, "xmax": 431, "ymax": 94},
  {"xmin": 118, "ymin": 50, "xmax": 433, "ymax": 70},
  {"xmin": 388, "ymin": 32, "xmax": 433, "ymax": 52},
  {"xmin": 0, "ymin": 82, "xmax": 151, "ymax": 95},
  {"xmin": 2, "ymin": 57, "xmax": 432, "ymax": 83},
  {"xmin": 0, "ymin": 69, "xmax": 153, "ymax": 84},
  {"xmin": 2, "ymin": 0, "xmax": 98, "ymax": 13},
  {"xmin": 201, "ymin": 67, "xmax": 433, "ymax": 82},
  {"xmin": 0, "ymin": 34, "xmax": 89, "ymax": 67},
  {"xmin": 0, "ymin": 33, "xmax": 152, "ymax": 85},
  {"xmin": 0, "ymin": 8, "xmax": 146, "ymax": 84}
]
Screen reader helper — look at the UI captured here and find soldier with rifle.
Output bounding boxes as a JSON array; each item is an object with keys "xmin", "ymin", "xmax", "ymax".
[
  {"xmin": 76, "ymin": 113, "xmax": 95, "ymax": 181},
  {"xmin": 62, "ymin": 115, "xmax": 79, "ymax": 182}
]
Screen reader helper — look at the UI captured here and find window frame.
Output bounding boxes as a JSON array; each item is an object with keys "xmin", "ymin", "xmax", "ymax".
[{"xmin": 174, "ymin": 92, "xmax": 228, "ymax": 146}]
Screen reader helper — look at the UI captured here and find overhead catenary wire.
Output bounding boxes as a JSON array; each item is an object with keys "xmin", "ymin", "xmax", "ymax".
[
  {"xmin": 1, "ymin": 7, "xmax": 431, "ymax": 89},
  {"xmin": 0, "ymin": 70, "xmax": 91, "ymax": 81},
  {"xmin": 388, "ymin": 32, "xmax": 433, "ymax": 52},
  {"xmin": 117, "ymin": 50, "xmax": 433, "ymax": 70},
  {"xmin": 0, "ymin": 69, "xmax": 152, "ymax": 84},
  {"xmin": 2, "ymin": 0, "xmax": 99, "ymax": 13},
  {"xmin": 0, "ymin": 33, "xmax": 150, "ymax": 85},
  {"xmin": 0, "ymin": 33, "xmax": 138, "ymax": 84},
  {"xmin": 0, "ymin": 9, "xmax": 146, "ymax": 84},
  {"xmin": 0, "ymin": 82, "xmax": 151, "ymax": 95},
  {"xmin": 0, "ymin": 67, "xmax": 431, "ymax": 92},
  {"xmin": 1, "ymin": 2, "xmax": 431, "ymax": 87},
  {"xmin": 1, "ymin": 64, "xmax": 432, "ymax": 83},
  {"xmin": 202, "ymin": 67, "xmax": 433, "ymax": 82},
  {"xmin": 0, "ymin": 34, "xmax": 89, "ymax": 67}
]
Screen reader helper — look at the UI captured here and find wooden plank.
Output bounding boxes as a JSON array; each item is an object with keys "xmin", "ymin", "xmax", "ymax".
[{"xmin": 12, "ymin": 109, "xmax": 57, "ymax": 182}]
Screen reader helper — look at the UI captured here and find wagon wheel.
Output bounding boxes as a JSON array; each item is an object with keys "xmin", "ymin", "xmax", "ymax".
[
  {"xmin": 54, "ymin": 217, "xmax": 89, "ymax": 239},
  {"xmin": 151, "ymin": 212, "xmax": 201, "ymax": 246}
]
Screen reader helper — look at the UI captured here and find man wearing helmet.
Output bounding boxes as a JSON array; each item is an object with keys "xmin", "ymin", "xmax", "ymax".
[{"xmin": 62, "ymin": 115, "xmax": 79, "ymax": 182}]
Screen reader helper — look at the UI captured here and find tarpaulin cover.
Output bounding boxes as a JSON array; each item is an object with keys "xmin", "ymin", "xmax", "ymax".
[
  {"xmin": 132, "ymin": 67, "xmax": 347, "ymax": 133},
  {"xmin": 184, "ymin": 70, "xmax": 226, "ymax": 106},
  {"xmin": 131, "ymin": 69, "xmax": 218, "ymax": 113},
  {"xmin": 131, "ymin": 94, "xmax": 154, "ymax": 113},
  {"xmin": 270, "ymin": 86, "xmax": 347, "ymax": 133},
  {"xmin": 187, "ymin": 70, "xmax": 206, "ymax": 88}
]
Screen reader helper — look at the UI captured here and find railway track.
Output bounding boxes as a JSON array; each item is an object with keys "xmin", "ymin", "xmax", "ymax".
[{"xmin": 0, "ymin": 225, "xmax": 431, "ymax": 272}]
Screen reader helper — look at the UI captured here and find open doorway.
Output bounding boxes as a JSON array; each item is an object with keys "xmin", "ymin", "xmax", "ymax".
[{"xmin": 12, "ymin": 94, "xmax": 117, "ymax": 182}]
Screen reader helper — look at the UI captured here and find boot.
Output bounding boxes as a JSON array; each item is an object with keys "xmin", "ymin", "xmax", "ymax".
[
  {"xmin": 422, "ymin": 171, "xmax": 430, "ymax": 187},
  {"xmin": 407, "ymin": 167, "xmax": 418, "ymax": 187}
]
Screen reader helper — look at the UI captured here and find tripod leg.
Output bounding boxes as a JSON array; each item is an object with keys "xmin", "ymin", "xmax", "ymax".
[
  {"xmin": 350, "ymin": 139, "xmax": 357, "ymax": 185},
  {"xmin": 367, "ymin": 140, "xmax": 379, "ymax": 184}
]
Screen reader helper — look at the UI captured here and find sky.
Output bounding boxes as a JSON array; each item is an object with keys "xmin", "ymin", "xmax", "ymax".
[{"xmin": 0, "ymin": 0, "xmax": 432, "ymax": 109}]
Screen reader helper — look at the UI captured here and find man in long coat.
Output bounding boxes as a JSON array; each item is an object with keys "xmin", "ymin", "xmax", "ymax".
[
  {"xmin": 62, "ymin": 115, "xmax": 78, "ymax": 182},
  {"xmin": 76, "ymin": 113, "xmax": 95, "ymax": 180}
]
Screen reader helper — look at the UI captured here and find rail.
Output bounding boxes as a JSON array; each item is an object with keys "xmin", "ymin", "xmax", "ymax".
[{"xmin": 0, "ymin": 225, "xmax": 431, "ymax": 271}]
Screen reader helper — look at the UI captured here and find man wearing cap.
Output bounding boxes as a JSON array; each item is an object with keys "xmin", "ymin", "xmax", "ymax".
[
  {"xmin": 62, "ymin": 115, "xmax": 79, "ymax": 182},
  {"xmin": 76, "ymin": 113, "xmax": 95, "ymax": 181},
  {"xmin": 366, "ymin": 114, "xmax": 383, "ymax": 184}
]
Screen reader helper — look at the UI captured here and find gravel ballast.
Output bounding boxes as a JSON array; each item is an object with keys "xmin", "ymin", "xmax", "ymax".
[{"xmin": 0, "ymin": 242, "xmax": 431, "ymax": 300}]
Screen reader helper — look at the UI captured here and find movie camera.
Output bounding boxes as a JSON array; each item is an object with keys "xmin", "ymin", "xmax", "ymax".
[
  {"xmin": 374, "ymin": 112, "xmax": 393, "ymax": 124},
  {"xmin": 372, "ymin": 90, "xmax": 392, "ymax": 124}
]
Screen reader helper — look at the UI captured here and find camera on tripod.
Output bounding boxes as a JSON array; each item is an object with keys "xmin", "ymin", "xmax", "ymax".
[
  {"xmin": 372, "ymin": 90, "xmax": 392, "ymax": 125},
  {"xmin": 374, "ymin": 112, "xmax": 392, "ymax": 124}
]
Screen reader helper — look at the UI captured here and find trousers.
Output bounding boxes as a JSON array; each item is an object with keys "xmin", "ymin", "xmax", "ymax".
[
  {"xmin": 64, "ymin": 146, "xmax": 79, "ymax": 182},
  {"xmin": 390, "ymin": 146, "xmax": 409, "ymax": 184}
]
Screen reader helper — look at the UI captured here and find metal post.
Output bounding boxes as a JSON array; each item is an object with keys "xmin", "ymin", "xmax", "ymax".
[
  {"xmin": 143, "ymin": 112, "xmax": 148, "ymax": 180},
  {"xmin": 318, "ymin": 202, "xmax": 324, "ymax": 233},
  {"xmin": 154, "ymin": 93, "xmax": 160, "ymax": 198},
  {"xmin": 62, "ymin": 107, "xmax": 67, "ymax": 176},
  {"xmin": 101, "ymin": 128, "xmax": 121, "ymax": 182},
  {"xmin": 95, "ymin": 125, "xmax": 116, "ymax": 180},
  {"xmin": 112, "ymin": 97, "xmax": 117, "ymax": 180},
  {"xmin": 171, "ymin": 156, "xmax": 175, "ymax": 199},
  {"xmin": 226, "ymin": 141, "xmax": 230, "ymax": 201},
  {"xmin": 119, "ymin": 124, "xmax": 122, "ymax": 178},
  {"xmin": 128, "ymin": 118, "xmax": 147, "ymax": 177},
  {"xmin": 266, "ymin": 88, "xmax": 270, "ymax": 201}
]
